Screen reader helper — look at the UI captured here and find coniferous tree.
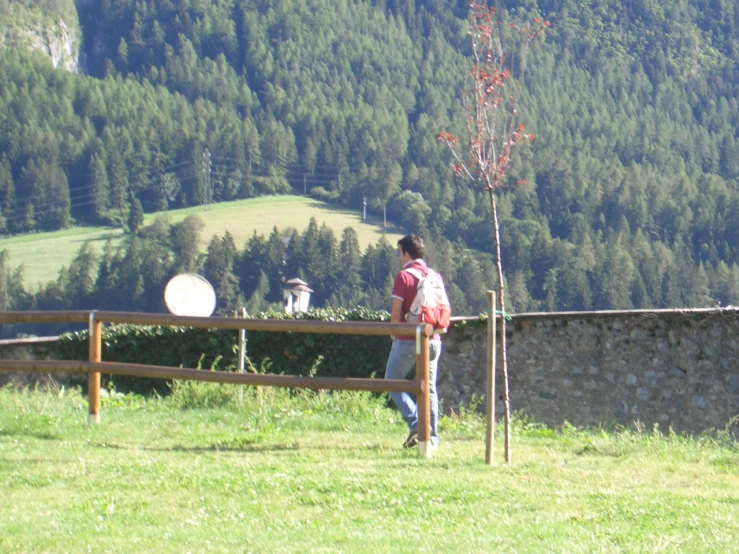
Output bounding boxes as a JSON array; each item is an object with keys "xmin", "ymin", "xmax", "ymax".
[
  {"xmin": 508, "ymin": 271, "xmax": 534, "ymax": 313},
  {"xmin": 329, "ymin": 227, "xmax": 364, "ymax": 307},
  {"xmin": 203, "ymin": 233, "xmax": 238, "ymax": 305},
  {"xmin": 237, "ymin": 231, "xmax": 269, "ymax": 299},
  {"xmin": 107, "ymin": 145, "xmax": 130, "ymax": 218},
  {"xmin": 151, "ymin": 150, "xmax": 179, "ymax": 211},
  {"xmin": 127, "ymin": 195, "xmax": 145, "ymax": 233},
  {"xmin": 65, "ymin": 242, "xmax": 98, "ymax": 308},
  {"xmin": 0, "ymin": 155, "xmax": 15, "ymax": 232},
  {"xmin": 246, "ymin": 270, "xmax": 271, "ymax": 315},
  {"xmin": 93, "ymin": 239, "xmax": 120, "ymax": 309},
  {"xmin": 46, "ymin": 161, "xmax": 71, "ymax": 230},
  {"xmin": 282, "ymin": 229, "xmax": 303, "ymax": 284},
  {"xmin": 263, "ymin": 227, "xmax": 287, "ymax": 302},
  {"xmin": 0, "ymin": 251, "xmax": 32, "ymax": 314},
  {"xmin": 170, "ymin": 215, "xmax": 205, "ymax": 272},
  {"xmin": 88, "ymin": 153, "xmax": 109, "ymax": 221}
]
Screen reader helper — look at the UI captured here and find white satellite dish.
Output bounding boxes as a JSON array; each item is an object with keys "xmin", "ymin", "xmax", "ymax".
[{"xmin": 164, "ymin": 273, "xmax": 217, "ymax": 317}]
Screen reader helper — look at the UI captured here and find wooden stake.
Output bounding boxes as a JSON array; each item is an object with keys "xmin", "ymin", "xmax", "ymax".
[
  {"xmin": 88, "ymin": 312, "xmax": 101, "ymax": 425},
  {"xmin": 485, "ymin": 291, "xmax": 496, "ymax": 465},
  {"xmin": 416, "ymin": 329, "xmax": 432, "ymax": 458}
]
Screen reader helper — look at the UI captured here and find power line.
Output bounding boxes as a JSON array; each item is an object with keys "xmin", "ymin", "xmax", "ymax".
[
  {"xmin": 203, "ymin": 149, "xmax": 212, "ymax": 206},
  {"xmin": 6, "ymin": 158, "xmax": 199, "ymax": 210},
  {"xmin": 1, "ymin": 156, "xmax": 364, "ymax": 230}
]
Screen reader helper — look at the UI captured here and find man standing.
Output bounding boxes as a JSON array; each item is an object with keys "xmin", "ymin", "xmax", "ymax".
[{"xmin": 384, "ymin": 234, "xmax": 442, "ymax": 449}]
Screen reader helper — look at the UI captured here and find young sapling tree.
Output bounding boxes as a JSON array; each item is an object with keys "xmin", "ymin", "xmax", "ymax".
[{"xmin": 438, "ymin": 3, "xmax": 549, "ymax": 464}]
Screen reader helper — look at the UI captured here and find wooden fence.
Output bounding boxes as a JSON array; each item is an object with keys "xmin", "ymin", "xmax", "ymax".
[{"xmin": 0, "ymin": 310, "xmax": 437, "ymax": 458}]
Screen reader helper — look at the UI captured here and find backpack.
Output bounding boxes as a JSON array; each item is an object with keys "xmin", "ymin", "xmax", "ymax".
[{"xmin": 404, "ymin": 267, "xmax": 451, "ymax": 330}]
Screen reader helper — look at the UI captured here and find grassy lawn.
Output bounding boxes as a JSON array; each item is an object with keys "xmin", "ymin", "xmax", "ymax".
[
  {"xmin": 146, "ymin": 196, "xmax": 405, "ymax": 249},
  {"xmin": 0, "ymin": 196, "xmax": 404, "ymax": 292},
  {"xmin": 1, "ymin": 384, "xmax": 738, "ymax": 553},
  {"xmin": 0, "ymin": 226, "xmax": 126, "ymax": 292}
]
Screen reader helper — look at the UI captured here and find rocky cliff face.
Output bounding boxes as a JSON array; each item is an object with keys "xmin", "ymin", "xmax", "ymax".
[
  {"xmin": 0, "ymin": 5, "xmax": 81, "ymax": 73},
  {"xmin": 17, "ymin": 19, "xmax": 79, "ymax": 72}
]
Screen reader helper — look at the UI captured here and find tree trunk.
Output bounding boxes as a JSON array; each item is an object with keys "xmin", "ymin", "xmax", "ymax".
[{"xmin": 488, "ymin": 187, "xmax": 512, "ymax": 465}]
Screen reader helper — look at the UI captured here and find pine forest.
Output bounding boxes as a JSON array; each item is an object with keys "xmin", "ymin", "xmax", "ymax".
[{"xmin": 1, "ymin": 0, "xmax": 739, "ymax": 324}]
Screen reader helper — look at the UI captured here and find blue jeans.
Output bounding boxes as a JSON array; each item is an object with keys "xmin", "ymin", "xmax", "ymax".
[{"xmin": 384, "ymin": 339, "xmax": 442, "ymax": 444}]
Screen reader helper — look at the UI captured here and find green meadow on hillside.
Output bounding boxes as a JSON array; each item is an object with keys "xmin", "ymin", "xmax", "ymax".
[{"xmin": 0, "ymin": 196, "xmax": 404, "ymax": 291}]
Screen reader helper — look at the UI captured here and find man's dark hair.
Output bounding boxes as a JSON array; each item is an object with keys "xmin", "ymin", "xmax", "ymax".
[{"xmin": 398, "ymin": 235, "xmax": 424, "ymax": 259}]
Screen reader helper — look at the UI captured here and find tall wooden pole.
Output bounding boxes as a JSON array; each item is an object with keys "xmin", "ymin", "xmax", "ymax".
[
  {"xmin": 489, "ymin": 190, "xmax": 512, "ymax": 465},
  {"xmin": 485, "ymin": 291, "xmax": 497, "ymax": 465},
  {"xmin": 415, "ymin": 329, "xmax": 432, "ymax": 458},
  {"xmin": 88, "ymin": 311, "xmax": 101, "ymax": 424},
  {"xmin": 238, "ymin": 307, "xmax": 247, "ymax": 407}
]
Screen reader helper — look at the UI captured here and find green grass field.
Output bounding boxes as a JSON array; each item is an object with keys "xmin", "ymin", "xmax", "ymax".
[
  {"xmin": 0, "ymin": 196, "xmax": 404, "ymax": 292},
  {"xmin": 1, "ymin": 384, "xmax": 738, "ymax": 553}
]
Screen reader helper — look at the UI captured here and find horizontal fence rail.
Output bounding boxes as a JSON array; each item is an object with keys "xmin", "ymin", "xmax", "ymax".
[
  {"xmin": 0, "ymin": 310, "xmax": 435, "ymax": 457},
  {"xmin": 94, "ymin": 311, "xmax": 436, "ymax": 336},
  {"xmin": 0, "ymin": 311, "xmax": 90, "ymax": 324},
  {"xmin": 0, "ymin": 310, "xmax": 436, "ymax": 336},
  {"xmin": 0, "ymin": 360, "xmax": 423, "ymax": 394}
]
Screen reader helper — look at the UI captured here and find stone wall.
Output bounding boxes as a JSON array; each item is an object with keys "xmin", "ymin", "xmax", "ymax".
[
  {"xmin": 439, "ymin": 309, "xmax": 739, "ymax": 434},
  {"xmin": 2, "ymin": 309, "xmax": 739, "ymax": 434},
  {"xmin": 0, "ymin": 336, "xmax": 77, "ymax": 389}
]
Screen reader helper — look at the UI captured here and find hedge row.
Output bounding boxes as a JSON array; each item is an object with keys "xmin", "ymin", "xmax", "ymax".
[{"xmin": 55, "ymin": 308, "xmax": 395, "ymax": 395}]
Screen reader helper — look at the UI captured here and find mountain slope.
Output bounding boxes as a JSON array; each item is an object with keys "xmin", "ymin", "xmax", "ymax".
[{"xmin": 0, "ymin": 0, "xmax": 738, "ymax": 312}]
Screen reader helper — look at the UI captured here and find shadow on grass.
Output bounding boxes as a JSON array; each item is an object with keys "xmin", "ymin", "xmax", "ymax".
[
  {"xmin": 76, "ymin": 436, "xmax": 300, "ymax": 453},
  {"xmin": 141, "ymin": 443, "xmax": 301, "ymax": 454},
  {"xmin": 85, "ymin": 439, "xmax": 395, "ymax": 455},
  {"xmin": 0, "ymin": 429, "xmax": 59, "ymax": 441},
  {"xmin": 70, "ymin": 231, "xmax": 126, "ymax": 245},
  {"xmin": 86, "ymin": 441, "xmax": 127, "ymax": 449},
  {"xmin": 310, "ymin": 203, "xmax": 406, "ymax": 237}
]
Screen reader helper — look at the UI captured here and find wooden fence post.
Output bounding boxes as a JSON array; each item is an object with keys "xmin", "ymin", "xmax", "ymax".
[
  {"xmin": 485, "ymin": 291, "xmax": 496, "ymax": 465},
  {"xmin": 416, "ymin": 325, "xmax": 432, "ymax": 458},
  {"xmin": 88, "ymin": 311, "xmax": 101, "ymax": 424},
  {"xmin": 238, "ymin": 307, "xmax": 247, "ymax": 407}
]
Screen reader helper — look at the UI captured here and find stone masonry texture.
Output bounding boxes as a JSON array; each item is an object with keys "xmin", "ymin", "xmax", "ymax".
[{"xmin": 439, "ymin": 310, "xmax": 739, "ymax": 434}]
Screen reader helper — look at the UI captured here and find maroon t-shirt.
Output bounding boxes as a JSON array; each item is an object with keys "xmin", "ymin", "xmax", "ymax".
[{"xmin": 391, "ymin": 259, "xmax": 440, "ymax": 341}]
